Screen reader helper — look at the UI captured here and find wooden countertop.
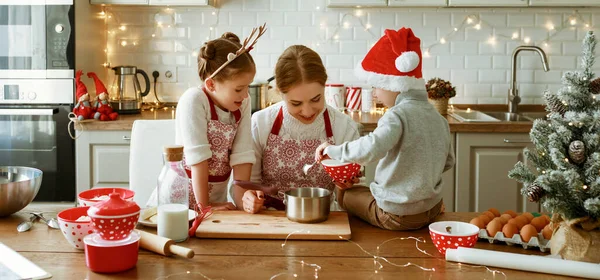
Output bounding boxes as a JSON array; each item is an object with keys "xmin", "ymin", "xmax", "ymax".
[
  {"xmin": 0, "ymin": 204, "xmax": 577, "ymax": 280},
  {"xmin": 77, "ymin": 104, "xmax": 543, "ymax": 133}
]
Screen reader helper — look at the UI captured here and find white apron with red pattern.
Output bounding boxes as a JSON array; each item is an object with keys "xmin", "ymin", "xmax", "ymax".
[
  {"xmin": 184, "ymin": 88, "xmax": 241, "ymax": 208},
  {"xmin": 261, "ymin": 107, "xmax": 335, "ymax": 210}
]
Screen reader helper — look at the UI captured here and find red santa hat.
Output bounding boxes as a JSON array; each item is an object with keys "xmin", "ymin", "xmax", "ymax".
[
  {"xmin": 355, "ymin": 27, "xmax": 424, "ymax": 92},
  {"xmin": 87, "ymin": 72, "xmax": 108, "ymax": 97},
  {"xmin": 75, "ymin": 70, "xmax": 88, "ymax": 100}
]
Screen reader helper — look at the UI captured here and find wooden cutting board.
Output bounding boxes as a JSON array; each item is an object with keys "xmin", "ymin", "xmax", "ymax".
[{"xmin": 195, "ymin": 211, "xmax": 351, "ymax": 240}]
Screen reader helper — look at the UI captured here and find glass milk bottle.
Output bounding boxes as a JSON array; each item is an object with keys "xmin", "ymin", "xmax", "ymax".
[{"xmin": 156, "ymin": 145, "xmax": 189, "ymax": 242}]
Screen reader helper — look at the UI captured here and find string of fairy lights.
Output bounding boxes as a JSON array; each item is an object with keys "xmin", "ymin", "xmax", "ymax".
[{"xmin": 98, "ymin": 6, "xmax": 595, "ymax": 69}]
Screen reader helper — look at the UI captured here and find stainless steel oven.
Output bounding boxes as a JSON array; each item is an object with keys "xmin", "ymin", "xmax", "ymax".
[
  {"xmin": 0, "ymin": 81, "xmax": 75, "ymax": 201},
  {"xmin": 0, "ymin": 0, "xmax": 74, "ymax": 79}
]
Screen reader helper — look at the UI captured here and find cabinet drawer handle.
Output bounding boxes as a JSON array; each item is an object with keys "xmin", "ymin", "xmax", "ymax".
[
  {"xmin": 123, "ymin": 136, "xmax": 131, "ymax": 141},
  {"xmin": 503, "ymin": 138, "xmax": 531, "ymax": 144}
]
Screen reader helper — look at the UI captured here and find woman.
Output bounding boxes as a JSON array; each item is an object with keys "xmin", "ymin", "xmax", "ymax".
[{"xmin": 233, "ymin": 45, "xmax": 360, "ymax": 213}]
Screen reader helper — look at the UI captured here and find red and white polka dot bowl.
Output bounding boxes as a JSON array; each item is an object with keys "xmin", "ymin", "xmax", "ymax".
[
  {"xmin": 429, "ymin": 221, "xmax": 479, "ymax": 256},
  {"xmin": 87, "ymin": 193, "xmax": 140, "ymax": 241},
  {"xmin": 57, "ymin": 206, "xmax": 94, "ymax": 249},
  {"xmin": 78, "ymin": 188, "xmax": 135, "ymax": 206},
  {"xmin": 321, "ymin": 159, "xmax": 361, "ymax": 183}
]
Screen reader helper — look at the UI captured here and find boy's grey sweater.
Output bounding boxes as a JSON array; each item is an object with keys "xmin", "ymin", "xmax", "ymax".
[{"xmin": 326, "ymin": 89, "xmax": 455, "ymax": 216}]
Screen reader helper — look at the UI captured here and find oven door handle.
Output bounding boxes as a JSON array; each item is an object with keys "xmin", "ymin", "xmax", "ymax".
[{"xmin": 0, "ymin": 108, "xmax": 59, "ymax": 116}]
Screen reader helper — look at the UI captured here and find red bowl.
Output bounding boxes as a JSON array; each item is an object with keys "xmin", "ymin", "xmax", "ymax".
[
  {"xmin": 321, "ymin": 159, "xmax": 361, "ymax": 182},
  {"xmin": 84, "ymin": 231, "xmax": 140, "ymax": 273},
  {"xmin": 429, "ymin": 221, "xmax": 479, "ymax": 256},
  {"xmin": 78, "ymin": 188, "xmax": 135, "ymax": 206},
  {"xmin": 57, "ymin": 206, "xmax": 93, "ymax": 249},
  {"xmin": 89, "ymin": 212, "xmax": 140, "ymax": 241}
]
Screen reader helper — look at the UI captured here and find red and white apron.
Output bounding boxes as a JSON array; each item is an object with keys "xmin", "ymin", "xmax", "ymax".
[
  {"xmin": 260, "ymin": 107, "xmax": 335, "ymax": 210},
  {"xmin": 184, "ymin": 88, "xmax": 241, "ymax": 208}
]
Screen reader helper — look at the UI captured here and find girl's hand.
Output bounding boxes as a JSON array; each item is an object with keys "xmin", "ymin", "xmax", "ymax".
[
  {"xmin": 334, "ymin": 176, "xmax": 360, "ymax": 190},
  {"xmin": 242, "ymin": 190, "xmax": 265, "ymax": 214},
  {"xmin": 210, "ymin": 202, "xmax": 237, "ymax": 211},
  {"xmin": 315, "ymin": 142, "xmax": 332, "ymax": 163}
]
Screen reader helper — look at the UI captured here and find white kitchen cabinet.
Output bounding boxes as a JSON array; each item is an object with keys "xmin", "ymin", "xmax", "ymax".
[
  {"xmin": 90, "ymin": 0, "xmax": 213, "ymax": 6},
  {"xmin": 529, "ymin": 0, "xmax": 600, "ymax": 6},
  {"xmin": 455, "ymin": 133, "xmax": 540, "ymax": 213},
  {"xmin": 327, "ymin": 0, "xmax": 387, "ymax": 7},
  {"xmin": 449, "ymin": 0, "xmax": 527, "ymax": 6},
  {"xmin": 149, "ymin": 0, "xmax": 213, "ymax": 5},
  {"xmin": 389, "ymin": 0, "xmax": 447, "ymax": 6},
  {"xmin": 362, "ymin": 133, "xmax": 456, "ymax": 212},
  {"xmin": 76, "ymin": 130, "xmax": 131, "ymax": 195},
  {"xmin": 90, "ymin": 0, "xmax": 148, "ymax": 4}
]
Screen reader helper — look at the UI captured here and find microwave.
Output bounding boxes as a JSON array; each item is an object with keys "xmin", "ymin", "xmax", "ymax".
[{"xmin": 0, "ymin": 0, "xmax": 74, "ymax": 79}]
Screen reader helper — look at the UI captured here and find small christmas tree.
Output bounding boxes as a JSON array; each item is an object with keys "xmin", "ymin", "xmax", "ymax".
[{"xmin": 509, "ymin": 31, "xmax": 600, "ymax": 222}]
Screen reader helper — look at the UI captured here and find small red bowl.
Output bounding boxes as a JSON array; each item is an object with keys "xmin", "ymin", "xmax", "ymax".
[
  {"xmin": 321, "ymin": 159, "xmax": 361, "ymax": 182},
  {"xmin": 78, "ymin": 188, "xmax": 135, "ymax": 206},
  {"xmin": 429, "ymin": 221, "xmax": 479, "ymax": 256},
  {"xmin": 84, "ymin": 231, "xmax": 140, "ymax": 273},
  {"xmin": 57, "ymin": 206, "xmax": 93, "ymax": 249}
]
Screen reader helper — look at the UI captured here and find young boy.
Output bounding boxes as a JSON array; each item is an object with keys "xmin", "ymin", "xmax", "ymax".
[{"xmin": 315, "ymin": 28, "xmax": 454, "ymax": 230}]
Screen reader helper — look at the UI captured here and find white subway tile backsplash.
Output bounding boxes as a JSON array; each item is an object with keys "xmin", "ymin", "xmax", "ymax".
[
  {"xmin": 466, "ymin": 55, "xmax": 492, "ymax": 69},
  {"xmin": 105, "ymin": 5, "xmax": 600, "ymax": 104},
  {"xmin": 450, "ymin": 42, "xmax": 478, "ymax": 55},
  {"xmin": 285, "ymin": 12, "xmax": 313, "ymax": 26},
  {"xmin": 340, "ymin": 41, "xmax": 368, "ymax": 54},
  {"xmin": 534, "ymin": 70, "xmax": 562, "ymax": 83},
  {"xmin": 270, "ymin": 0, "xmax": 297, "ymax": 11},
  {"xmin": 437, "ymin": 56, "xmax": 464, "ymax": 69},
  {"xmin": 508, "ymin": 14, "xmax": 535, "ymax": 27},
  {"xmin": 479, "ymin": 70, "xmax": 506, "ymax": 83},
  {"xmin": 326, "ymin": 55, "xmax": 354, "ymax": 68},
  {"xmin": 257, "ymin": 12, "xmax": 285, "ymax": 26},
  {"xmin": 424, "ymin": 13, "xmax": 450, "ymax": 27},
  {"xmin": 451, "ymin": 70, "xmax": 478, "ymax": 84}
]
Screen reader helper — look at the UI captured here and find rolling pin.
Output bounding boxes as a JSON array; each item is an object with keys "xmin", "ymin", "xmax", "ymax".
[{"xmin": 137, "ymin": 230, "xmax": 195, "ymax": 258}]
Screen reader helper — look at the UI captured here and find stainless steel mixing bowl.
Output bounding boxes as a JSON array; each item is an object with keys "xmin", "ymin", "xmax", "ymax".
[
  {"xmin": 0, "ymin": 166, "xmax": 43, "ymax": 217},
  {"xmin": 285, "ymin": 187, "xmax": 331, "ymax": 223}
]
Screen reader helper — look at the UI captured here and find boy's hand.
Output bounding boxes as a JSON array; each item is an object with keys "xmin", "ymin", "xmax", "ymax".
[
  {"xmin": 210, "ymin": 202, "xmax": 237, "ymax": 211},
  {"xmin": 334, "ymin": 176, "xmax": 360, "ymax": 190},
  {"xmin": 315, "ymin": 142, "xmax": 332, "ymax": 163},
  {"xmin": 242, "ymin": 190, "xmax": 265, "ymax": 214}
]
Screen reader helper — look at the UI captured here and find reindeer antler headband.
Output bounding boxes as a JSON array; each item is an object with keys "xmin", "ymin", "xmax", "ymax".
[{"xmin": 206, "ymin": 23, "xmax": 267, "ymax": 80}]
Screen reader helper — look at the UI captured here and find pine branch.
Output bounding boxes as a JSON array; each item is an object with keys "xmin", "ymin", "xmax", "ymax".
[
  {"xmin": 508, "ymin": 161, "xmax": 537, "ymax": 184},
  {"xmin": 584, "ymin": 198, "xmax": 600, "ymax": 218},
  {"xmin": 581, "ymin": 31, "xmax": 596, "ymax": 80}
]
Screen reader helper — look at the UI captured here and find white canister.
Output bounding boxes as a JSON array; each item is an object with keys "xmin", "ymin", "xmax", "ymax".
[
  {"xmin": 361, "ymin": 87, "xmax": 374, "ymax": 112},
  {"xmin": 325, "ymin": 84, "xmax": 345, "ymax": 111}
]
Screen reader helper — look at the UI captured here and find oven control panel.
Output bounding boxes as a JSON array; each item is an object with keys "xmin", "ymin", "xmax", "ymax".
[{"xmin": 0, "ymin": 80, "xmax": 73, "ymax": 105}]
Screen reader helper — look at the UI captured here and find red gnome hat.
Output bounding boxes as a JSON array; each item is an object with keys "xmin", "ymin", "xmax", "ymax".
[
  {"xmin": 355, "ymin": 27, "xmax": 424, "ymax": 92},
  {"xmin": 87, "ymin": 72, "xmax": 108, "ymax": 97},
  {"xmin": 75, "ymin": 70, "xmax": 88, "ymax": 101}
]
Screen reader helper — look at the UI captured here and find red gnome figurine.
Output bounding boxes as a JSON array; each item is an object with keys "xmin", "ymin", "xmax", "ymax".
[
  {"xmin": 88, "ymin": 72, "xmax": 118, "ymax": 121},
  {"xmin": 73, "ymin": 70, "xmax": 94, "ymax": 121}
]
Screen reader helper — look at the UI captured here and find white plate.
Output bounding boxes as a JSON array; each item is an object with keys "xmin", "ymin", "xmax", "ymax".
[{"xmin": 138, "ymin": 209, "xmax": 196, "ymax": 228}]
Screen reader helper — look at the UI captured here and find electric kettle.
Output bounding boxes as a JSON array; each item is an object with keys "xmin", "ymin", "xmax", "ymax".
[{"xmin": 110, "ymin": 66, "xmax": 150, "ymax": 114}]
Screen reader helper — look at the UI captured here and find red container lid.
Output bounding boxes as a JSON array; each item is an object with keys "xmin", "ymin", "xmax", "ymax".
[
  {"xmin": 84, "ymin": 231, "xmax": 140, "ymax": 247},
  {"xmin": 88, "ymin": 193, "xmax": 140, "ymax": 217}
]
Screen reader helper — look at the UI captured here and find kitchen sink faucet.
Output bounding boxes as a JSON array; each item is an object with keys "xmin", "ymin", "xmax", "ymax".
[{"xmin": 509, "ymin": 46, "xmax": 550, "ymax": 114}]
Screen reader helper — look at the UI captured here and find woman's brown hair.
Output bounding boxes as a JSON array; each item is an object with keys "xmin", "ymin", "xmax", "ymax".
[
  {"xmin": 197, "ymin": 32, "xmax": 256, "ymax": 82},
  {"xmin": 275, "ymin": 45, "xmax": 327, "ymax": 93}
]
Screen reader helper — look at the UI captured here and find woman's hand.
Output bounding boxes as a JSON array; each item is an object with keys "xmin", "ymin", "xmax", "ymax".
[
  {"xmin": 315, "ymin": 142, "xmax": 332, "ymax": 163},
  {"xmin": 209, "ymin": 202, "xmax": 237, "ymax": 211},
  {"xmin": 242, "ymin": 190, "xmax": 265, "ymax": 214}
]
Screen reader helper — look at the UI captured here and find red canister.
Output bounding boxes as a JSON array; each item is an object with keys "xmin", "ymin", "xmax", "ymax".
[
  {"xmin": 88, "ymin": 192, "xmax": 140, "ymax": 240},
  {"xmin": 83, "ymin": 231, "xmax": 140, "ymax": 273}
]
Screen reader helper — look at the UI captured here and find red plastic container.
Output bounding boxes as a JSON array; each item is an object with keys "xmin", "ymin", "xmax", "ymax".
[
  {"xmin": 88, "ymin": 193, "xmax": 140, "ymax": 240},
  {"xmin": 78, "ymin": 188, "xmax": 135, "ymax": 206},
  {"xmin": 83, "ymin": 231, "xmax": 140, "ymax": 273}
]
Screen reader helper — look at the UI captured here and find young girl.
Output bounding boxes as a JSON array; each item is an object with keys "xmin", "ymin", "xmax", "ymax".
[
  {"xmin": 234, "ymin": 45, "xmax": 360, "ymax": 213},
  {"xmin": 176, "ymin": 29, "xmax": 264, "ymax": 211}
]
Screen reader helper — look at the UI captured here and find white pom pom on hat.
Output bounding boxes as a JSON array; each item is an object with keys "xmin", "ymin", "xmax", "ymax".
[{"xmin": 394, "ymin": 51, "xmax": 420, "ymax": 73}]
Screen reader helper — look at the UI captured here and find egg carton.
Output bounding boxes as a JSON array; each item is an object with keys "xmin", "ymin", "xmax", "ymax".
[{"xmin": 477, "ymin": 229, "xmax": 552, "ymax": 252}]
